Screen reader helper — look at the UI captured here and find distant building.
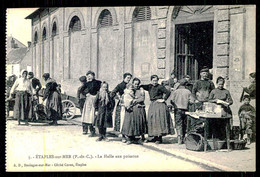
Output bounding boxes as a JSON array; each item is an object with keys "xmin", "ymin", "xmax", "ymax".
[
  {"xmin": 6, "ymin": 36, "xmax": 32, "ymax": 77},
  {"xmin": 25, "ymin": 6, "xmax": 256, "ymax": 118}
]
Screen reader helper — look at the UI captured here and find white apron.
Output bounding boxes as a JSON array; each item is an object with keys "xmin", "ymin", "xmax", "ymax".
[{"xmin": 81, "ymin": 95, "xmax": 96, "ymax": 124}]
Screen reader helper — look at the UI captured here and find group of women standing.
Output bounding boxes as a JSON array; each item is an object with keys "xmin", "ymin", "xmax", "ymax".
[
  {"xmin": 8, "ymin": 70, "xmax": 62, "ymax": 125},
  {"xmin": 80, "ymin": 71, "xmax": 175, "ymax": 144}
]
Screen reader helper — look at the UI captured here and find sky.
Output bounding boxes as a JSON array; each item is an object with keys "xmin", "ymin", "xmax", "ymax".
[{"xmin": 6, "ymin": 8, "xmax": 38, "ymax": 46}]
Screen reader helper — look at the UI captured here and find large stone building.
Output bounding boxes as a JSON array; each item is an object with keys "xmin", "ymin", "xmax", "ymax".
[{"xmin": 25, "ymin": 6, "xmax": 255, "ymax": 118}]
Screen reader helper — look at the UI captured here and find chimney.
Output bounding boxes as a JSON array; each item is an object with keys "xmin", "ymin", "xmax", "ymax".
[
  {"xmin": 11, "ymin": 38, "xmax": 15, "ymax": 48},
  {"xmin": 27, "ymin": 41, "xmax": 31, "ymax": 48}
]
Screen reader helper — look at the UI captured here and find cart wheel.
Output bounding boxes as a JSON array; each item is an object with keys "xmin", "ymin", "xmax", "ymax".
[{"xmin": 62, "ymin": 100, "xmax": 76, "ymax": 120}]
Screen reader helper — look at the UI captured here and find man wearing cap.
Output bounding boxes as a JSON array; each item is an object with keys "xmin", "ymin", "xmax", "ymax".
[
  {"xmin": 77, "ymin": 76, "xmax": 87, "ymax": 114},
  {"xmin": 28, "ymin": 72, "xmax": 42, "ymax": 121},
  {"xmin": 192, "ymin": 67, "xmax": 215, "ymax": 104},
  {"xmin": 191, "ymin": 67, "xmax": 215, "ymax": 128},
  {"xmin": 170, "ymin": 79, "xmax": 195, "ymax": 144}
]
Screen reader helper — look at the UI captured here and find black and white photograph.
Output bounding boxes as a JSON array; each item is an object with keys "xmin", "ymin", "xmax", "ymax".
[{"xmin": 5, "ymin": 5, "xmax": 256, "ymax": 171}]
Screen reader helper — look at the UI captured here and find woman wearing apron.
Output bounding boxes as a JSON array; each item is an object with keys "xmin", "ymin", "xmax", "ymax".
[
  {"xmin": 140, "ymin": 75, "xmax": 175, "ymax": 144},
  {"xmin": 81, "ymin": 71, "xmax": 102, "ymax": 137},
  {"xmin": 110, "ymin": 73, "xmax": 132, "ymax": 143}
]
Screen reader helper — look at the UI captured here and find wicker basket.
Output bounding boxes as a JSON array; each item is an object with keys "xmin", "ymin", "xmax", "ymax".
[
  {"xmin": 230, "ymin": 140, "xmax": 246, "ymax": 150},
  {"xmin": 208, "ymin": 139, "xmax": 226, "ymax": 150}
]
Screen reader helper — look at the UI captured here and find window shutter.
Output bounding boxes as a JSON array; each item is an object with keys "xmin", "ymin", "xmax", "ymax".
[
  {"xmin": 69, "ymin": 16, "xmax": 81, "ymax": 32},
  {"xmin": 133, "ymin": 6, "xmax": 151, "ymax": 22},
  {"xmin": 98, "ymin": 9, "xmax": 113, "ymax": 28}
]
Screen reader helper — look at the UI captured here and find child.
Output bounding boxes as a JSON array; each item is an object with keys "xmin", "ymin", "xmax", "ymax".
[
  {"xmin": 238, "ymin": 95, "xmax": 256, "ymax": 145},
  {"xmin": 122, "ymin": 84, "xmax": 135, "ymax": 111},
  {"xmin": 94, "ymin": 81, "xmax": 114, "ymax": 142},
  {"xmin": 170, "ymin": 79, "xmax": 194, "ymax": 144}
]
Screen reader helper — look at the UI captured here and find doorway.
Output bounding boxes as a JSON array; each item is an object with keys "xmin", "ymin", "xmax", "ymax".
[{"xmin": 174, "ymin": 21, "xmax": 213, "ymax": 80}]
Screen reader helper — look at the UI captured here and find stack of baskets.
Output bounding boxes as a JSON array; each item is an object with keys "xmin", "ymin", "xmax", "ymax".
[{"xmin": 230, "ymin": 140, "xmax": 247, "ymax": 150}]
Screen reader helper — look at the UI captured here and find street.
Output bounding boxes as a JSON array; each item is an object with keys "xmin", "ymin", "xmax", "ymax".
[{"xmin": 6, "ymin": 118, "xmax": 211, "ymax": 172}]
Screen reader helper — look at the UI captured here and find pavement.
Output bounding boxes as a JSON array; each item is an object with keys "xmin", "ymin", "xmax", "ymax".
[{"xmin": 6, "ymin": 108, "xmax": 256, "ymax": 171}]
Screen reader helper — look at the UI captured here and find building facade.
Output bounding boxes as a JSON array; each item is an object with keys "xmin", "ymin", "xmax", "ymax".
[{"xmin": 26, "ymin": 6, "xmax": 255, "ymax": 117}]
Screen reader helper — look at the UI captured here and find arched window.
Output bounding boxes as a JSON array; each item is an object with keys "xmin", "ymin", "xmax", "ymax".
[
  {"xmin": 69, "ymin": 16, "xmax": 81, "ymax": 32},
  {"xmin": 42, "ymin": 27, "xmax": 47, "ymax": 41},
  {"xmin": 98, "ymin": 9, "xmax": 113, "ymax": 28},
  {"xmin": 34, "ymin": 31, "xmax": 38, "ymax": 44},
  {"xmin": 133, "ymin": 6, "xmax": 151, "ymax": 22},
  {"xmin": 52, "ymin": 21, "xmax": 57, "ymax": 36}
]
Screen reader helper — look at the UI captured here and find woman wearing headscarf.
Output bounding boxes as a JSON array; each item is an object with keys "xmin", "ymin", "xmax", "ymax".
[
  {"xmin": 9, "ymin": 70, "xmax": 33, "ymax": 125},
  {"xmin": 81, "ymin": 71, "xmax": 102, "ymax": 137},
  {"xmin": 42, "ymin": 73, "xmax": 62, "ymax": 125},
  {"xmin": 140, "ymin": 75, "xmax": 175, "ymax": 144}
]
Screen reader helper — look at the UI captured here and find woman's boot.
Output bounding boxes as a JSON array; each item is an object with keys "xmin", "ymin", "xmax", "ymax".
[{"xmin": 89, "ymin": 125, "xmax": 96, "ymax": 137}]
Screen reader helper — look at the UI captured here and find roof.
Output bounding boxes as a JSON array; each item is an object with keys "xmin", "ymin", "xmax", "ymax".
[
  {"xmin": 6, "ymin": 47, "xmax": 28, "ymax": 64},
  {"xmin": 25, "ymin": 8, "xmax": 42, "ymax": 19},
  {"xmin": 6, "ymin": 36, "xmax": 27, "ymax": 53}
]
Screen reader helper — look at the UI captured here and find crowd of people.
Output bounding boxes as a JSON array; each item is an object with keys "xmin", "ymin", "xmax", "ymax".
[{"xmin": 6, "ymin": 67, "xmax": 256, "ymax": 146}]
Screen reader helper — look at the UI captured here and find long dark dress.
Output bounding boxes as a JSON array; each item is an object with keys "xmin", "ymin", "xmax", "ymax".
[
  {"xmin": 121, "ymin": 89, "xmax": 148, "ymax": 136},
  {"xmin": 94, "ymin": 91, "xmax": 113, "ymax": 128},
  {"xmin": 43, "ymin": 81, "xmax": 62, "ymax": 120},
  {"xmin": 140, "ymin": 84, "xmax": 175, "ymax": 136}
]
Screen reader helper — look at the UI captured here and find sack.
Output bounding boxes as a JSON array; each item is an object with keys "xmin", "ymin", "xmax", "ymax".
[{"xmin": 184, "ymin": 132, "xmax": 204, "ymax": 151}]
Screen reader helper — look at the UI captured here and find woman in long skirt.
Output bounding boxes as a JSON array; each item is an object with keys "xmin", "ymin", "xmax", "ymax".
[
  {"xmin": 9, "ymin": 70, "xmax": 33, "ymax": 125},
  {"xmin": 81, "ymin": 71, "xmax": 102, "ymax": 137},
  {"xmin": 110, "ymin": 73, "xmax": 132, "ymax": 142},
  {"xmin": 94, "ymin": 82, "xmax": 114, "ymax": 142},
  {"xmin": 42, "ymin": 73, "xmax": 62, "ymax": 125},
  {"xmin": 121, "ymin": 78, "xmax": 148, "ymax": 145},
  {"xmin": 140, "ymin": 75, "xmax": 175, "ymax": 144}
]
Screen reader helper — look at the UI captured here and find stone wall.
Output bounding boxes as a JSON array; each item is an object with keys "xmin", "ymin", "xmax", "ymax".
[{"xmin": 29, "ymin": 6, "xmax": 255, "ymax": 107}]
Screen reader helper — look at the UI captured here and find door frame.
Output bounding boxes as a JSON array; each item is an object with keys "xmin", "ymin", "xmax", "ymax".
[{"xmin": 166, "ymin": 6, "xmax": 216, "ymax": 80}]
